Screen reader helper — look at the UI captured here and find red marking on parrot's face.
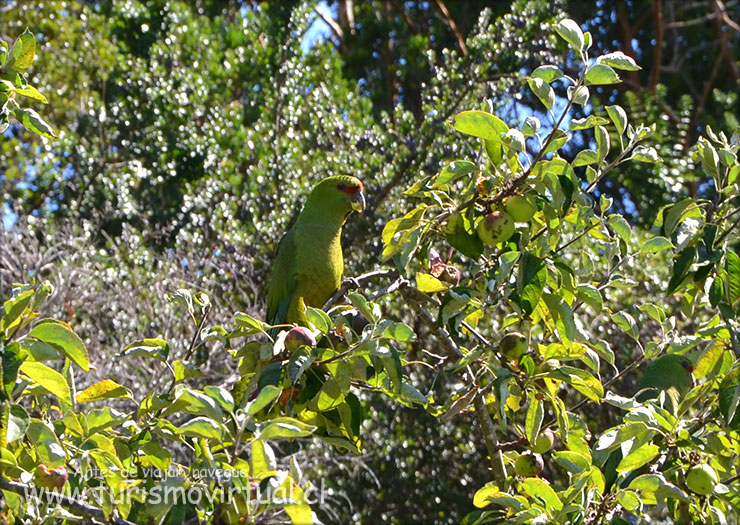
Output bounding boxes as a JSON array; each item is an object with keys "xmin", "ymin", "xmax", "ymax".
[{"xmin": 337, "ymin": 181, "xmax": 363, "ymax": 194}]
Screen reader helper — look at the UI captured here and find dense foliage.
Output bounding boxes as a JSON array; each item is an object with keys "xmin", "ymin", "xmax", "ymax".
[{"xmin": 1, "ymin": 1, "xmax": 740, "ymax": 523}]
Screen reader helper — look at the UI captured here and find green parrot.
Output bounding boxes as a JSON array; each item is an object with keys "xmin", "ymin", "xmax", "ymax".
[{"xmin": 266, "ymin": 175, "xmax": 366, "ymax": 330}]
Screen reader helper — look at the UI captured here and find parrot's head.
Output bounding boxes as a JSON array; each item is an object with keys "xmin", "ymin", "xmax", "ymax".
[{"xmin": 308, "ymin": 175, "xmax": 366, "ymax": 218}]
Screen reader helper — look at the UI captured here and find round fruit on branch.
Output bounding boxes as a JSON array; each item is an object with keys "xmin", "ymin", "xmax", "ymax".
[
  {"xmin": 514, "ymin": 452, "xmax": 544, "ymax": 477},
  {"xmin": 34, "ymin": 465, "xmax": 68, "ymax": 489},
  {"xmin": 531, "ymin": 429, "xmax": 555, "ymax": 454},
  {"xmin": 504, "ymin": 195, "xmax": 536, "ymax": 222},
  {"xmin": 476, "ymin": 211, "xmax": 515, "ymax": 246},
  {"xmin": 284, "ymin": 326, "xmax": 317, "ymax": 351},
  {"xmin": 686, "ymin": 464, "xmax": 718, "ymax": 495},
  {"xmin": 499, "ymin": 332, "xmax": 528, "ymax": 360}
]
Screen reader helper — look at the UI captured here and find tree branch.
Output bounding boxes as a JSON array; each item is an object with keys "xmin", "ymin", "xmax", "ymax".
[
  {"xmin": 314, "ymin": 6, "xmax": 344, "ymax": 42},
  {"xmin": 473, "ymin": 393, "xmax": 508, "ymax": 489},
  {"xmin": 433, "ymin": 0, "xmax": 468, "ymax": 56},
  {"xmin": 0, "ymin": 477, "xmax": 136, "ymax": 525}
]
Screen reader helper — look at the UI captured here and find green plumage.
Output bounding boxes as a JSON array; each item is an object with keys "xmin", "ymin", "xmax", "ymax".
[{"xmin": 267, "ymin": 175, "xmax": 365, "ymax": 329}]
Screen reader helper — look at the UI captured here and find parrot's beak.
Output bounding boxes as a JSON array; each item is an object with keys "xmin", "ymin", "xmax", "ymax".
[{"xmin": 351, "ymin": 191, "xmax": 366, "ymax": 214}]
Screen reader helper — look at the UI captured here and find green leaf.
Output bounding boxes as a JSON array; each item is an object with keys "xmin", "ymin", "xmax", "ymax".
[
  {"xmin": 1, "ymin": 343, "xmax": 24, "ymax": 401},
  {"xmin": 6, "ymin": 404, "xmax": 30, "ymax": 443},
  {"xmin": 259, "ymin": 417, "xmax": 316, "ymax": 440},
  {"xmin": 27, "ymin": 420, "xmax": 66, "ymax": 466},
  {"xmin": 516, "ymin": 254, "xmax": 546, "ymax": 316},
  {"xmin": 446, "ymin": 225, "xmax": 483, "ymax": 260},
  {"xmin": 448, "ymin": 110, "xmax": 508, "ymax": 141},
  {"xmin": 234, "ymin": 312, "xmax": 271, "ymax": 336},
  {"xmin": 174, "ymin": 387, "xmax": 223, "ymax": 421},
  {"xmin": 249, "ymin": 442, "xmax": 276, "ymax": 484},
  {"xmin": 725, "ymin": 250, "xmax": 740, "ymax": 304},
  {"xmin": 575, "ymin": 284, "xmax": 602, "ymax": 312},
  {"xmin": 616, "ymin": 443, "xmax": 659, "ymax": 473},
  {"xmin": 641, "ymin": 236, "xmax": 674, "ymax": 254},
  {"xmin": 616, "ymin": 490, "xmax": 641, "ymax": 512},
  {"xmin": 416, "ymin": 273, "xmax": 448, "ymax": 293},
  {"xmin": 569, "ymin": 115, "xmax": 609, "ymax": 131},
  {"xmin": 121, "ymin": 338, "xmax": 169, "ymax": 362},
  {"xmin": 573, "ymin": 149, "xmax": 598, "ymax": 166},
  {"xmin": 543, "ymin": 129, "xmax": 571, "ymax": 152},
  {"xmin": 383, "ymin": 322, "xmax": 416, "ymax": 342},
  {"xmin": 611, "ymin": 311, "xmax": 639, "ymax": 340},
  {"xmin": 177, "ymin": 417, "xmax": 222, "ymax": 439},
  {"xmin": 305, "ymin": 307, "xmax": 331, "ymax": 334},
  {"xmin": 531, "ymin": 65, "xmax": 563, "ymax": 83},
  {"xmin": 28, "ymin": 319, "xmax": 89, "ymax": 371},
  {"xmin": 606, "ymin": 105, "xmax": 628, "ymax": 138},
  {"xmin": 548, "ymin": 365, "xmax": 603, "ymax": 402},
  {"xmin": 552, "ymin": 451, "xmax": 591, "ymax": 473},
  {"xmin": 520, "ymin": 477, "xmax": 563, "ymax": 511},
  {"xmin": 247, "ymin": 385, "xmax": 282, "ymax": 415},
  {"xmin": 595, "ymin": 422, "xmax": 650, "ymax": 452},
  {"xmin": 585, "ymin": 64, "xmax": 621, "ymax": 85},
  {"xmin": 13, "ymin": 107, "xmax": 56, "ymax": 138},
  {"xmin": 554, "ymin": 18, "xmax": 584, "ymax": 52},
  {"xmin": 432, "ymin": 160, "xmax": 477, "ymax": 189},
  {"xmin": 628, "ymin": 473, "xmax": 689, "ymax": 502},
  {"xmin": 607, "ymin": 214, "xmax": 632, "ymax": 242},
  {"xmin": 21, "ymin": 361, "xmax": 71, "ymax": 407},
  {"xmin": 632, "ymin": 146, "xmax": 660, "ymax": 163},
  {"xmin": 503, "ymin": 128, "xmax": 526, "ymax": 152},
  {"xmin": 568, "ymin": 85, "xmax": 590, "ymax": 106},
  {"xmin": 347, "ymin": 292, "xmax": 377, "ymax": 324},
  {"xmin": 597, "ymin": 52, "xmax": 641, "ymax": 71},
  {"xmin": 473, "ymin": 483, "xmax": 524, "ymax": 510},
  {"xmin": 525, "ymin": 396, "xmax": 544, "ymax": 446},
  {"xmin": 76, "ymin": 380, "xmax": 131, "ymax": 403},
  {"xmin": 5, "ymin": 30, "xmax": 36, "ymax": 72},
  {"xmin": 14, "ymin": 85, "xmax": 47, "ymax": 103},
  {"xmin": 595, "ymin": 125, "xmax": 610, "ymax": 163},
  {"xmin": 667, "ymin": 247, "xmax": 697, "ymax": 293},
  {"xmin": 542, "ymin": 293, "xmax": 576, "ymax": 344},
  {"xmin": 204, "ymin": 386, "xmax": 235, "ymax": 413},
  {"xmin": 528, "ymin": 78, "xmax": 555, "ymax": 110},
  {"xmin": 1, "ymin": 288, "xmax": 33, "ymax": 337},
  {"xmin": 400, "ymin": 382, "xmax": 429, "ymax": 406},
  {"xmin": 173, "ymin": 360, "xmax": 206, "ymax": 382}
]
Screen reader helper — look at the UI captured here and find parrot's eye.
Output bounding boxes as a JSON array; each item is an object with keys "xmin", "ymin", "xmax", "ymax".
[{"xmin": 337, "ymin": 182, "xmax": 347, "ymax": 191}]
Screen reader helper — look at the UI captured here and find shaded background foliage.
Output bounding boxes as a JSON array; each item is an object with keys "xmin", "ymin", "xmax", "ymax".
[{"xmin": 0, "ymin": 0, "xmax": 738, "ymax": 522}]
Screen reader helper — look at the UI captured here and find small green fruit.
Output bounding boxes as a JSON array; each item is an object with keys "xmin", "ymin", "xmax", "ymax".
[
  {"xmin": 686, "ymin": 464, "xmax": 718, "ymax": 495},
  {"xmin": 499, "ymin": 332, "xmax": 528, "ymax": 360},
  {"xmin": 504, "ymin": 195, "xmax": 536, "ymax": 222},
  {"xmin": 531, "ymin": 429, "xmax": 555, "ymax": 454},
  {"xmin": 515, "ymin": 452, "xmax": 544, "ymax": 477},
  {"xmin": 476, "ymin": 211, "xmax": 515, "ymax": 246},
  {"xmin": 443, "ymin": 213, "xmax": 464, "ymax": 235}
]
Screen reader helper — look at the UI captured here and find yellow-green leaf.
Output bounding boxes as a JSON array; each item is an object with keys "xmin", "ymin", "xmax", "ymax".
[
  {"xmin": 28, "ymin": 319, "xmax": 89, "ymax": 371},
  {"xmin": 76, "ymin": 380, "xmax": 131, "ymax": 403},
  {"xmin": 21, "ymin": 361, "xmax": 71, "ymax": 406}
]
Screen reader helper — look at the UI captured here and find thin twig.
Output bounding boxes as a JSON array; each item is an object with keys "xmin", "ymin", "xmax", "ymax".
[
  {"xmin": 323, "ymin": 269, "xmax": 398, "ymax": 309},
  {"xmin": 184, "ymin": 303, "xmax": 212, "ymax": 362},
  {"xmin": 398, "ymin": 283, "xmax": 463, "ymax": 358}
]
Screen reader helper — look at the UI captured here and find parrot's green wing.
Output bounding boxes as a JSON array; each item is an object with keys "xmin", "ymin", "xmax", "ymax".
[{"xmin": 266, "ymin": 226, "xmax": 297, "ymax": 328}]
